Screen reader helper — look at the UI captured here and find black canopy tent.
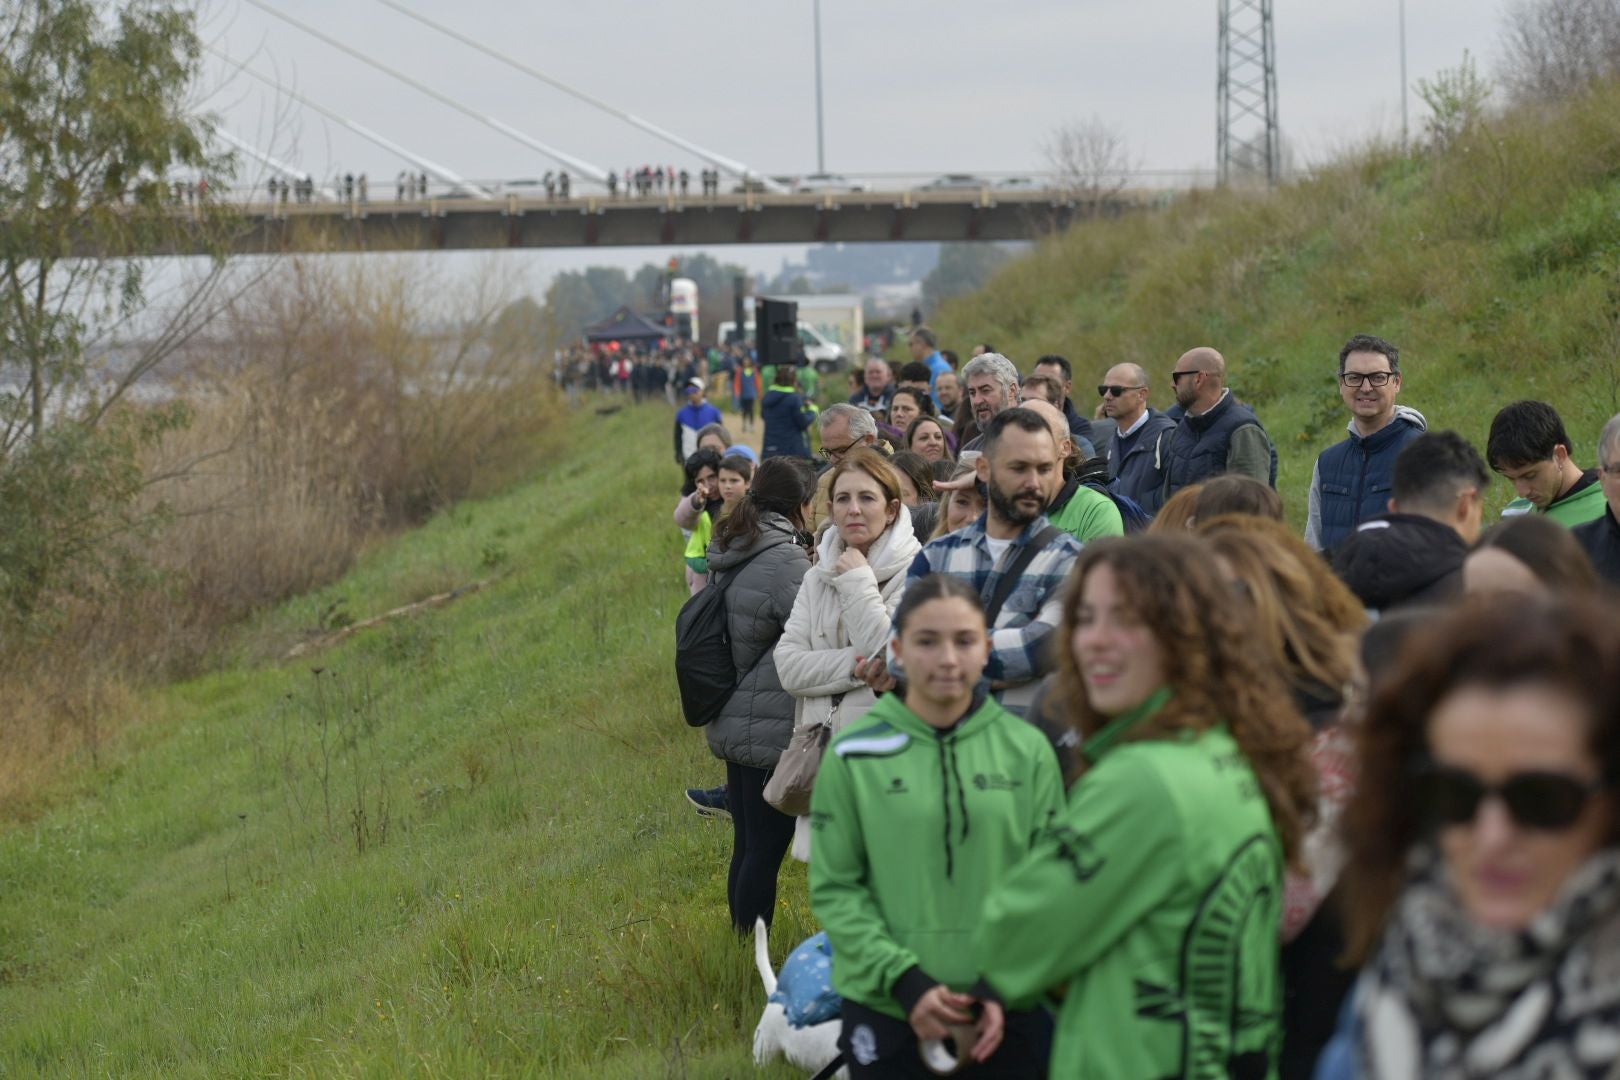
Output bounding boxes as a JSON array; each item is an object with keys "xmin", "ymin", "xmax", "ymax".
[{"xmin": 582, "ymin": 306, "xmax": 669, "ymax": 346}]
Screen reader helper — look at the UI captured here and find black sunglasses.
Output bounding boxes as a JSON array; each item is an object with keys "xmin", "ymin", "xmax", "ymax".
[
  {"xmin": 1416, "ymin": 762, "xmax": 1603, "ymax": 831},
  {"xmin": 1097, "ymin": 384, "xmax": 1146, "ymax": 397},
  {"xmin": 1169, "ymin": 370, "xmax": 1200, "ymax": 383}
]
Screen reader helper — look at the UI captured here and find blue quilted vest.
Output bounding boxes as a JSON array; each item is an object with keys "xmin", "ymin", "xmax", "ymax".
[
  {"xmin": 1163, "ymin": 393, "xmax": 1278, "ymax": 498},
  {"xmin": 1315, "ymin": 416, "xmax": 1426, "ymax": 552}
]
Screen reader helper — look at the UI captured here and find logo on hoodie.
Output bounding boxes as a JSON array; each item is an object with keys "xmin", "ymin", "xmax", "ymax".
[
  {"xmin": 885, "ymin": 777, "xmax": 909, "ymax": 795},
  {"xmin": 1046, "ymin": 824, "xmax": 1106, "ymax": 882},
  {"xmin": 972, "ymin": 773, "xmax": 1023, "ymax": 792}
]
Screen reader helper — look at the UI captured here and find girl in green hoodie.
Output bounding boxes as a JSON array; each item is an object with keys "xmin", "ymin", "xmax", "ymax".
[
  {"xmin": 810, "ymin": 575, "xmax": 1064, "ymax": 1078},
  {"xmin": 976, "ymin": 536, "xmax": 1318, "ymax": 1079}
]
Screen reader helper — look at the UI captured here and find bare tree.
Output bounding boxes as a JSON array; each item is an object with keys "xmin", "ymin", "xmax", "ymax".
[
  {"xmin": 1498, "ymin": 0, "xmax": 1620, "ymax": 103},
  {"xmin": 1043, "ymin": 116, "xmax": 1141, "ymax": 208}
]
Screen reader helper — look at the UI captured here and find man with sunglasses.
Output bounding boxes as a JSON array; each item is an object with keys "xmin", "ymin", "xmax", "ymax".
[
  {"xmin": 1160, "ymin": 347, "xmax": 1277, "ymax": 505},
  {"xmin": 1098, "ymin": 362, "xmax": 1177, "ymax": 512},
  {"xmin": 1305, "ymin": 334, "xmax": 1428, "ymax": 553}
]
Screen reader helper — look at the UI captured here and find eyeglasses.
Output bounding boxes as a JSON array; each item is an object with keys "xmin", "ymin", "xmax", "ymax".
[
  {"xmin": 1339, "ymin": 371, "xmax": 1395, "ymax": 388},
  {"xmin": 818, "ymin": 438, "xmax": 863, "ymax": 461},
  {"xmin": 1169, "ymin": 370, "xmax": 1200, "ymax": 383},
  {"xmin": 1416, "ymin": 762, "xmax": 1603, "ymax": 831},
  {"xmin": 1098, "ymin": 384, "xmax": 1146, "ymax": 397}
]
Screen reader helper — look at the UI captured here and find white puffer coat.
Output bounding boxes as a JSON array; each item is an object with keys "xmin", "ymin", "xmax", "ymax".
[{"xmin": 775, "ymin": 507, "xmax": 921, "ymax": 860}]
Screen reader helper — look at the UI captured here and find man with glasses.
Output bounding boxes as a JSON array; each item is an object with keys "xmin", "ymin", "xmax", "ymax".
[
  {"xmin": 1488, "ymin": 400, "xmax": 1607, "ymax": 527},
  {"xmin": 807, "ymin": 403, "xmax": 889, "ymax": 530},
  {"xmin": 1573, "ymin": 413, "xmax": 1620, "ymax": 583},
  {"xmin": 1305, "ymin": 334, "xmax": 1428, "ymax": 552},
  {"xmin": 1098, "ymin": 362, "xmax": 1177, "ymax": 512},
  {"xmin": 1160, "ymin": 347, "xmax": 1277, "ymax": 504}
]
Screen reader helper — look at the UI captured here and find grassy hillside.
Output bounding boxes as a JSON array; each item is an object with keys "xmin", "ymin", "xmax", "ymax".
[
  {"xmin": 936, "ymin": 79, "xmax": 1620, "ymax": 522},
  {"xmin": 0, "ymin": 402, "xmax": 808, "ymax": 1078}
]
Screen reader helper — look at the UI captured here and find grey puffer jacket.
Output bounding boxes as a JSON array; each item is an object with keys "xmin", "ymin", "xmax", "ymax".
[{"xmin": 704, "ymin": 513, "xmax": 812, "ymax": 770}]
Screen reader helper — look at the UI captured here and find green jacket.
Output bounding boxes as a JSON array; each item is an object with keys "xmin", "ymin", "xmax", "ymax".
[
  {"xmin": 809, "ymin": 692, "xmax": 1064, "ymax": 1021},
  {"xmin": 975, "ymin": 689, "xmax": 1285, "ymax": 1078},
  {"xmin": 1502, "ymin": 468, "xmax": 1606, "ymax": 527}
]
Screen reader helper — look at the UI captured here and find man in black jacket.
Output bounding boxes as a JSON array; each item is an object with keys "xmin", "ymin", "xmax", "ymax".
[
  {"xmin": 1573, "ymin": 413, "xmax": 1620, "ymax": 585},
  {"xmin": 1333, "ymin": 431, "xmax": 1489, "ymax": 614}
]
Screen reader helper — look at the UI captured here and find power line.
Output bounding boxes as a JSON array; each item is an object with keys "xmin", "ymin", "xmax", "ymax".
[
  {"xmin": 371, "ymin": 0, "xmax": 787, "ymax": 192},
  {"xmin": 239, "ymin": 0, "xmax": 607, "ymax": 183},
  {"xmin": 209, "ymin": 46, "xmax": 492, "ymax": 198}
]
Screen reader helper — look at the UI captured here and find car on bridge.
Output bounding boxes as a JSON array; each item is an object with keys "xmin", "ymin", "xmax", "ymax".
[
  {"xmin": 921, "ymin": 173, "xmax": 987, "ymax": 191},
  {"xmin": 793, "ymin": 173, "xmax": 867, "ymax": 194}
]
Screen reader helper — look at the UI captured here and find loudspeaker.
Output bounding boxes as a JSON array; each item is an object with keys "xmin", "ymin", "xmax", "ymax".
[{"xmin": 755, "ymin": 297, "xmax": 799, "ymax": 368}]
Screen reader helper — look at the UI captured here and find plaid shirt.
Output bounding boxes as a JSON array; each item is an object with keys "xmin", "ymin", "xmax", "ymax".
[{"xmin": 891, "ymin": 513, "xmax": 1083, "ymax": 688}]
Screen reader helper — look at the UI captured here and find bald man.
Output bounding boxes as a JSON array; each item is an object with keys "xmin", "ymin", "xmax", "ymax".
[
  {"xmin": 1160, "ymin": 347, "xmax": 1278, "ymax": 503},
  {"xmin": 1022, "ymin": 398, "xmax": 1125, "ymax": 541},
  {"xmin": 1100, "ymin": 361, "xmax": 1178, "ymax": 510}
]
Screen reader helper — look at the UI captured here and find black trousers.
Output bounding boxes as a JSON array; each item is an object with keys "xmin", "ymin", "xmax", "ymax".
[
  {"xmin": 725, "ymin": 761, "xmax": 795, "ymax": 934},
  {"xmin": 838, "ymin": 998, "xmax": 1051, "ymax": 1079}
]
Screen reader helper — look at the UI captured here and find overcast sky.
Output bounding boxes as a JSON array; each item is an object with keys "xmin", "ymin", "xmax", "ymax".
[{"xmin": 200, "ymin": 0, "xmax": 1508, "ymax": 283}]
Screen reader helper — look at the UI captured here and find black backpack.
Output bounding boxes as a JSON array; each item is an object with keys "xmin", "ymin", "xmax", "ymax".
[{"xmin": 673, "ymin": 553, "xmax": 761, "ymax": 727}]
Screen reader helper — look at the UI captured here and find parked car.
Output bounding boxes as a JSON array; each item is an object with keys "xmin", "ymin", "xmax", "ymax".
[
  {"xmin": 716, "ymin": 319, "xmax": 847, "ymax": 373},
  {"xmin": 995, "ymin": 176, "xmax": 1043, "ymax": 190}
]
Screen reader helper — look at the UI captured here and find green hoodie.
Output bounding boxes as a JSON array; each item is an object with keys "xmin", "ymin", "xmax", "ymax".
[
  {"xmin": 809, "ymin": 692, "xmax": 1064, "ymax": 1021},
  {"xmin": 975, "ymin": 690, "xmax": 1285, "ymax": 1078},
  {"xmin": 1502, "ymin": 467, "xmax": 1607, "ymax": 527}
]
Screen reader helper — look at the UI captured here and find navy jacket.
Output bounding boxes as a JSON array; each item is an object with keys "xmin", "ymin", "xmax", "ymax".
[
  {"xmin": 1107, "ymin": 408, "xmax": 1178, "ymax": 513},
  {"xmin": 761, "ymin": 387, "xmax": 817, "ymax": 460},
  {"xmin": 1573, "ymin": 507, "xmax": 1620, "ymax": 587},
  {"xmin": 1161, "ymin": 392, "xmax": 1277, "ymax": 500},
  {"xmin": 1305, "ymin": 408, "xmax": 1427, "ymax": 553}
]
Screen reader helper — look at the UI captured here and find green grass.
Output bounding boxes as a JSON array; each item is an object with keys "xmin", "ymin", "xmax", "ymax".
[
  {"xmin": 0, "ymin": 402, "xmax": 809, "ymax": 1078},
  {"xmin": 934, "ymin": 80, "xmax": 1620, "ymax": 525}
]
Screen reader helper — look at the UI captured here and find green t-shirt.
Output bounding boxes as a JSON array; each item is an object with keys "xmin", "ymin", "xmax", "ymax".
[
  {"xmin": 1048, "ymin": 481, "xmax": 1125, "ymax": 542},
  {"xmin": 1501, "ymin": 468, "xmax": 1606, "ymax": 527},
  {"xmin": 683, "ymin": 510, "xmax": 713, "ymax": 574}
]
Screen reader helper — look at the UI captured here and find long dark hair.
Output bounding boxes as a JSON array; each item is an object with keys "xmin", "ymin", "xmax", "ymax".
[
  {"xmin": 1054, "ymin": 536, "xmax": 1318, "ymax": 862},
  {"xmin": 1340, "ymin": 594, "xmax": 1620, "ymax": 962},
  {"xmin": 893, "ymin": 573, "xmax": 984, "ymax": 636},
  {"xmin": 712, "ymin": 456, "xmax": 818, "ymax": 551}
]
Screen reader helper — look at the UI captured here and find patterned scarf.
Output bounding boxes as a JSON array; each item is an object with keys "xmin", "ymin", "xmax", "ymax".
[{"xmin": 1356, "ymin": 847, "xmax": 1620, "ymax": 1079}]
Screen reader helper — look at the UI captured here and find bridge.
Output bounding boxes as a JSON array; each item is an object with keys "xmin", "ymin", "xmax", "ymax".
[{"xmin": 150, "ymin": 184, "xmax": 1175, "ymax": 256}]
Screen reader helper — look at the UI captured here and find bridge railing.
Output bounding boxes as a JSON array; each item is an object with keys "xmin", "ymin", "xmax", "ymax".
[{"xmin": 199, "ymin": 168, "xmax": 1230, "ymax": 207}]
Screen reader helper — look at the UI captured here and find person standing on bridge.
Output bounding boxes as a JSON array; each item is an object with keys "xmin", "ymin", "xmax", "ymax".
[
  {"xmin": 358, "ymin": 174, "xmax": 368, "ymax": 204},
  {"xmin": 559, "ymin": 172, "xmax": 570, "ymax": 199},
  {"xmin": 607, "ymin": 171, "xmax": 618, "ymax": 198},
  {"xmin": 679, "ymin": 168, "xmax": 690, "ymax": 197},
  {"xmin": 344, "ymin": 173, "xmax": 354, "ymax": 203}
]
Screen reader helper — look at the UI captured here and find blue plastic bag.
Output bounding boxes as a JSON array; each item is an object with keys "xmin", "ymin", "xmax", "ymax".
[{"xmin": 767, "ymin": 931, "xmax": 842, "ymax": 1028}]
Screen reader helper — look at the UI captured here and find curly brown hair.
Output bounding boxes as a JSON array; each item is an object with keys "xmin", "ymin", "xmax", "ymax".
[
  {"xmin": 1196, "ymin": 514, "xmax": 1367, "ymax": 697},
  {"xmin": 1054, "ymin": 536, "xmax": 1319, "ymax": 862},
  {"xmin": 1339, "ymin": 594, "xmax": 1620, "ymax": 963}
]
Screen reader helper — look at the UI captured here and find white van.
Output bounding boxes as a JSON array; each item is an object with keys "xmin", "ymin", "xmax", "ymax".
[{"xmin": 716, "ymin": 320, "xmax": 847, "ymax": 373}]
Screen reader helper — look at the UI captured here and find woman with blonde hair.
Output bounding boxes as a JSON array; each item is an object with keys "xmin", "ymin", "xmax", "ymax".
[
  {"xmin": 1146, "ymin": 482, "xmax": 1202, "ymax": 533},
  {"xmin": 776, "ymin": 448, "xmax": 923, "ymax": 861},
  {"xmin": 930, "ymin": 461, "xmax": 985, "ymax": 539},
  {"xmin": 976, "ymin": 536, "xmax": 1316, "ymax": 1078}
]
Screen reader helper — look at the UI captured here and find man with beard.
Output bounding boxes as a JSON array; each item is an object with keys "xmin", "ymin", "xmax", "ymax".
[
  {"xmin": 955, "ymin": 352, "xmax": 1022, "ymax": 456},
  {"xmin": 865, "ymin": 407, "xmax": 1083, "ymax": 716},
  {"xmin": 1160, "ymin": 346, "xmax": 1277, "ymax": 503}
]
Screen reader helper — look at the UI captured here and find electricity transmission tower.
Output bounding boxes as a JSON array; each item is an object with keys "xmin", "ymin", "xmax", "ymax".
[{"xmin": 1217, "ymin": 0, "xmax": 1280, "ymax": 187}]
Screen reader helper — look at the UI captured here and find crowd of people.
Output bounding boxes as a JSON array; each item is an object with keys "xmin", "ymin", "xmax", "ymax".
[{"xmin": 665, "ymin": 326, "xmax": 1620, "ymax": 1078}]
